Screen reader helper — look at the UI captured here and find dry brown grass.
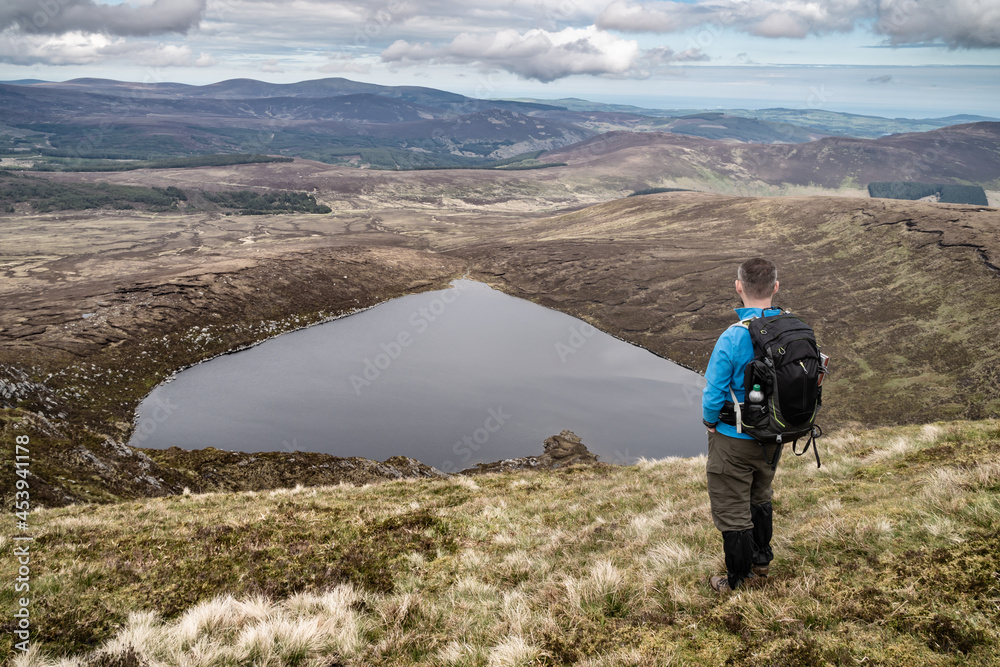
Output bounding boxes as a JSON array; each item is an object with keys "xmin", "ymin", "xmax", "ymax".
[{"xmin": 3, "ymin": 420, "xmax": 999, "ymax": 665}]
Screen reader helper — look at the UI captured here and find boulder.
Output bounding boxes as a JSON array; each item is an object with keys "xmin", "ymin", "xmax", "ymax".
[{"xmin": 460, "ymin": 429, "xmax": 601, "ymax": 474}]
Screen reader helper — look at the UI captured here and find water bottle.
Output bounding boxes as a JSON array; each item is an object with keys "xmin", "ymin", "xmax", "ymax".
[{"xmin": 748, "ymin": 384, "xmax": 764, "ymax": 404}]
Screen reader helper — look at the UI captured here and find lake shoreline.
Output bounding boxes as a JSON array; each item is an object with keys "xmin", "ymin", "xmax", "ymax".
[{"xmin": 129, "ymin": 279, "xmax": 705, "ymax": 470}]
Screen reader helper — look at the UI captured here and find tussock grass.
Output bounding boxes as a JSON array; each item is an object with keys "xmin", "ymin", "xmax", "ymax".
[
  {"xmin": 14, "ymin": 586, "xmax": 365, "ymax": 667},
  {"xmin": 4, "ymin": 420, "xmax": 1000, "ymax": 665}
]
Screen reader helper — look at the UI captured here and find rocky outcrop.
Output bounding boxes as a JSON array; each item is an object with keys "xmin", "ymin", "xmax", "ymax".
[
  {"xmin": 143, "ymin": 431, "xmax": 600, "ymax": 495},
  {"xmin": 460, "ymin": 430, "xmax": 602, "ymax": 475},
  {"xmin": 0, "ymin": 364, "xmax": 60, "ymax": 413}
]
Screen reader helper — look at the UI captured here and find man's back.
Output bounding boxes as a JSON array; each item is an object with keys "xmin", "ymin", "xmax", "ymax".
[
  {"xmin": 702, "ymin": 306, "xmax": 781, "ymax": 440},
  {"xmin": 701, "ymin": 258, "xmax": 782, "ymax": 593}
]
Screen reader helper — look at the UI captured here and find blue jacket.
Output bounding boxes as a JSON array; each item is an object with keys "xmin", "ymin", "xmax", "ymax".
[{"xmin": 702, "ymin": 306, "xmax": 782, "ymax": 439}]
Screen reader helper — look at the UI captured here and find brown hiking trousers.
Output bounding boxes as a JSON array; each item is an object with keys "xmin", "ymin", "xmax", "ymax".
[{"xmin": 706, "ymin": 430, "xmax": 777, "ymax": 533}]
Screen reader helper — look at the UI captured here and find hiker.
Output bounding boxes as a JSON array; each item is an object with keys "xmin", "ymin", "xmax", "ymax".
[{"xmin": 701, "ymin": 258, "xmax": 782, "ymax": 593}]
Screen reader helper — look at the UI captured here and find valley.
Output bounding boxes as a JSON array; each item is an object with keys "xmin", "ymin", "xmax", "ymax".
[
  {"xmin": 2, "ymin": 74, "xmax": 1000, "ymax": 667},
  {"xmin": 0, "ymin": 75, "xmax": 997, "ymax": 550},
  {"xmin": 1, "ymin": 149, "xmax": 998, "ymax": 506}
]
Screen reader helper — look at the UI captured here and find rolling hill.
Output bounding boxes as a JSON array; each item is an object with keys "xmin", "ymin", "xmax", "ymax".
[
  {"xmin": 4, "ymin": 77, "xmax": 997, "ymax": 172},
  {"xmin": 542, "ymin": 122, "xmax": 1000, "ymax": 191},
  {"xmin": 24, "ymin": 118, "xmax": 999, "ymax": 210},
  {"xmin": 0, "ymin": 78, "xmax": 590, "ymax": 168},
  {"xmin": 510, "ymin": 96, "xmax": 1000, "ymax": 137}
]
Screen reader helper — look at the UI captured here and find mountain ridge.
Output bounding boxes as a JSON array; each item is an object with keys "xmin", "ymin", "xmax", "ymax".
[
  {"xmin": 541, "ymin": 122, "xmax": 1000, "ymax": 189},
  {"xmin": 4, "ymin": 77, "xmax": 997, "ymax": 171}
]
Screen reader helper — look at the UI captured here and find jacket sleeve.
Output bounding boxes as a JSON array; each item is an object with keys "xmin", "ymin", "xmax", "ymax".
[{"xmin": 702, "ymin": 328, "xmax": 735, "ymax": 425}]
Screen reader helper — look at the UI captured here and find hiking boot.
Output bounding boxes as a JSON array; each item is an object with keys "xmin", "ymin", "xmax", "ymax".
[
  {"xmin": 752, "ymin": 564, "xmax": 770, "ymax": 577},
  {"xmin": 711, "ymin": 571, "xmax": 761, "ymax": 593},
  {"xmin": 710, "ymin": 575, "xmax": 732, "ymax": 593}
]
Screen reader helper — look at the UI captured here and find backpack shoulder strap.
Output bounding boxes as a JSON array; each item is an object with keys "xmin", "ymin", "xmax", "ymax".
[
  {"xmin": 731, "ymin": 307, "xmax": 784, "ymax": 331},
  {"xmin": 723, "ymin": 317, "xmax": 755, "ymax": 434}
]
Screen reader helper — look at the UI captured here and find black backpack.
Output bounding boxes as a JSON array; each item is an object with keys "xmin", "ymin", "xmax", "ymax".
[{"xmin": 725, "ymin": 310, "xmax": 827, "ymax": 467}]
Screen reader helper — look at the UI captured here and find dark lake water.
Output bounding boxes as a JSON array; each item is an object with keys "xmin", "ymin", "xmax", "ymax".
[{"xmin": 130, "ymin": 280, "xmax": 707, "ymax": 471}]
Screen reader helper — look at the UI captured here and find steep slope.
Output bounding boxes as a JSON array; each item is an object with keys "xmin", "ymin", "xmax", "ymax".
[
  {"xmin": 5, "ymin": 419, "xmax": 999, "ymax": 664},
  {"xmin": 446, "ymin": 191, "xmax": 1000, "ymax": 427}
]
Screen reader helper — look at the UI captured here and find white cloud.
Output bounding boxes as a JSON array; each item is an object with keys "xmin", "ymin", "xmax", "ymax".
[
  {"xmin": 382, "ymin": 25, "xmax": 704, "ymax": 82},
  {"xmin": 598, "ymin": 1, "xmax": 874, "ymax": 38},
  {"xmin": 596, "ymin": 0, "xmax": 708, "ymax": 33},
  {"xmin": 876, "ymin": 0, "xmax": 1000, "ymax": 48},
  {"xmin": 0, "ymin": 0, "xmax": 206, "ymax": 36},
  {"xmin": 198, "ymin": 0, "xmax": 611, "ymax": 48},
  {"xmin": 636, "ymin": 45, "xmax": 708, "ymax": 71},
  {"xmin": 2, "ymin": 0, "xmax": 992, "ymax": 83},
  {"xmin": 316, "ymin": 52, "xmax": 373, "ymax": 74},
  {"xmin": 0, "ymin": 29, "xmax": 215, "ymax": 66},
  {"xmin": 194, "ymin": 51, "xmax": 217, "ymax": 67},
  {"xmin": 597, "ymin": 0, "xmax": 1000, "ymax": 48},
  {"xmin": 259, "ymin": 58, "xmax": 284, "ymax": 73}
]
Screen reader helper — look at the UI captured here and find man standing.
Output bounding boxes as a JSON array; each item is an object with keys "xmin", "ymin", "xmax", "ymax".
[{"xmin": 702, "ymin": 258, "xmax": 782, "ymax": 593}]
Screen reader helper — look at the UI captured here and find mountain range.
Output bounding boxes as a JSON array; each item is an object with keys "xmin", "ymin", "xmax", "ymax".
[{"xmin": 2, "ymin": 77, "xmax": 998, "ymax": 171}]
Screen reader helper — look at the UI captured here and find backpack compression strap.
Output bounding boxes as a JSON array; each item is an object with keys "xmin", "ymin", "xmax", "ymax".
[
  {"xmin": 793, "ymin": 426, "xmax": 823, "ymax": 468},
  {"xmin": 728, "ymin": 387, "xmax": 743, "ymax": 435}
]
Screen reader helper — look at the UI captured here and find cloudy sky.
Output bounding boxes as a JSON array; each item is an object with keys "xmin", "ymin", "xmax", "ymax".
[{"xmin": 1, "ymin": 0, "xmax": 998, "ymax": 117}]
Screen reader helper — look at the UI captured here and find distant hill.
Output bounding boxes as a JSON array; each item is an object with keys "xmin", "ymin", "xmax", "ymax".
[
  {"xmin": 35, "ymin": 76, "xmax": 560, "ymax": 115},
  {"xmin": 502, "ymin": 97, "xmax": 675, "ymax": 115},
  {"xmin": 508, "ymin": 98, "xmax": 1000, "ymax": 138},
  {"xmin": 738, "ymin": 108, "xmax": 1000, "ymax": 138},
  {"xmin": 2, "ymin": 77, "xmax": 997, "ymax": 173},
  {"xmin": 0, "ymin": 78, "xmax": 590, "ymax": 169},
  {"xmin": 543, "ymin": 122, "xmax": 1000, "ymax": 191},
  {"xmin": 236, "ymin": 93, "xmax": 447, "ymax": 123},
  {"xmin": 531, "ymin": 109, "xmax": 829, "ymax": 143},
  {"xmin": 643, "ymin": 112, "xmax": 827, "ymax": 142}
]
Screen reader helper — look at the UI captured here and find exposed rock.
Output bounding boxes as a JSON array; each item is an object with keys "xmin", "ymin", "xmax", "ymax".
[
  {"xmin": 0, "ymin": 364, "xmax": 57, "ymax": 410},
  {"xmin": 542, "ymin": 430, "xmax": 599, "ymax": 464},
  {"xmin": 461, "ymin": 430, "xmax": 602, "ymax": 475}
]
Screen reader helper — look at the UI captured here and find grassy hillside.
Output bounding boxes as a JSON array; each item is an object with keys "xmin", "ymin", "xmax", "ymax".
[
  {"xmin": 447, "ymin": 193, "xmax": 1000, "ymax": 428},
  {"xmin": 4, "ymin": 419, "xmax": 999, "ymax": 665}
]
